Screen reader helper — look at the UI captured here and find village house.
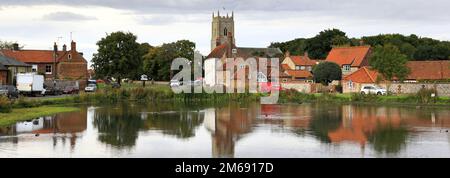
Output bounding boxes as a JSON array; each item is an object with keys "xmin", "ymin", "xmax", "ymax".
[
  {"xmin": 342, "ymin": 60, "xmax": 450, "ymax": 95},
  {"xmin": 0, "ymin": 41, "xmax": 88, "ymax": 88},
  {"xmin": 280, "ymin": 51, "xmax": 319, "ymax": 82},
  {"xmin": 0, "ymin": 54, "xmax": 31, "ymax": 85},
  {"xmin": 325, "ymin": 46, "xmax": 372, "ymax": 76}
]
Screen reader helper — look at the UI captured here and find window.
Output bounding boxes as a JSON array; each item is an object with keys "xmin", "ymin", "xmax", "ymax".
[
  {"xmin": 32, "ymin": 65, "xmax": 38, "ymax": 73},
  {"xmin": 68, "ymin": 54, "xmax": 72, "ymax": 60},
  {"xmin": 343, "ymin": 65, "xmax": 351, "ymax": 72},
  {"xmin": 307, "ymin": 66, "xmax": 312, "ymax": 71},
  {"xmin": 224, "ymin": 28, "xmax": 228, "ymax": 36},
  {"xmin": 295, "ymin": 66, "xmax": 301, "ymax": 70},
  {"xmin": 45, "ymin": 65, "xmax": 52, "ymax": 74},
  {"xmin": 300, "ymin": 66, "xmax": 306, "ymax": 70}
]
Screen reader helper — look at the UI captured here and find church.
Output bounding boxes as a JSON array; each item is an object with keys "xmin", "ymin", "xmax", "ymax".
[
  {"xmin": 206, "ymin": 11, "xmax": 282, "ymax": 59},
  {"xmin": 204, "ymin": 11, "xmax": 282, "ymax": 88}
]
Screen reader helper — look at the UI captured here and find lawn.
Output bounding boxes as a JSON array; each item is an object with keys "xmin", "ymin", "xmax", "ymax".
[{"xmin": 0, "ymin": 106, "xmax": 80, "ymax": 126}]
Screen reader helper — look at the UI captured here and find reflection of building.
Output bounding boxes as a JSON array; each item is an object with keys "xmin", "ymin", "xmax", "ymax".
[
  {"xmin": 205, "ymin": 104, "xmax": 257, "ymax": 158},
  {"xmin": 0, "ymin": 110, "xmax": 87, "ymax": 148}
]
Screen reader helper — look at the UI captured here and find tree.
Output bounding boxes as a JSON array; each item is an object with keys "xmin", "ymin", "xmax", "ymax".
[
  {"xmin": 313, "ymin": 62, "xmax": 342, "ymax": 85},
  {"xmin": 91, "ymin": 32, "xmax": 144, "ymax": 83},
  {"xmin": 0, "ymin": 40, "xmax": 22, "ymax": 50},
  {"xmin": 143, "ymin": 40, "xmax": 195, "ymax": 81},
  {"xmin": 305, "ymin": 29, "xmax": 350, "ymax": 59},
  {"xmin": 369, "ymin": 44, "xmax": 410, "ymax": 81}
]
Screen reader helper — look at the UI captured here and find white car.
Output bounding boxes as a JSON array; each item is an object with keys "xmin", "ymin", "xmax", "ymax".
[
  {"xmin": 361, "ymin": 85, "xmax": 387, "ymax": 95},
  {"xmin": 170, "ymin": 80, "xmax": 181, "ymax": 88},
  {"xmin": 85, "ymin": 84, "xmax": 97, "ymax": 92}
]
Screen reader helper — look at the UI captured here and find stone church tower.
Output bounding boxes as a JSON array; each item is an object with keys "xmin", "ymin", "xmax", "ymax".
[{"xmin": 211, "ymin": 11, "xmax": 235, "ymax": 51}]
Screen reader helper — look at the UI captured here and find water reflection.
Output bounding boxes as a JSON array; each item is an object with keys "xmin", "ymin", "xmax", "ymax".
[{"xmin": 1, "ymin": 102, "xmax": 450, "ymax": 157}]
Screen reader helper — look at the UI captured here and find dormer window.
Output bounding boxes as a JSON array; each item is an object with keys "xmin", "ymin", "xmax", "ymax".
[{"xmin": 343, "ymin": 65, "xmax": 351, "ymax": 72}]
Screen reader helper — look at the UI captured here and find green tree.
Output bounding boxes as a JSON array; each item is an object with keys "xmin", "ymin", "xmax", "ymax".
[
  {"xmin": 143, "ymin": 40, "xmax": 195, "ymax": 81},
  {"xmin": 305, "ymin": 29, "xmax": 350, "ymax": 59},
  {"xmin": 91, "ymin": 32, "xmax": 144, "ymax": 83},
  {"xmin": 369, "ymin": 44, "xmax": 410, "ymax": 81},
  {"xmin": 313, "ymin": 62, "xmax": 342, "ymax": 85}
]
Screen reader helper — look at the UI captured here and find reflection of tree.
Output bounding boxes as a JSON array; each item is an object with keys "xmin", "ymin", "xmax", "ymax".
[
  {"xmin": 368, "ymin": 124, "xmax": 409, "ymax": 154},
  {"xmin": 309, "ymin": 105, "xmax": 342, "ymax": 143},
  {"xmin": 144, "ymin": 112, "xmax": 204, "ymax": 139},
  {"xmin": 93, "ymin": 105, "xmax": 143, "ymax": 148}
]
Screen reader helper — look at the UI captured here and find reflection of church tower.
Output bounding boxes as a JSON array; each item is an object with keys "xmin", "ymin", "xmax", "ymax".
[{"xmin": 211, "ymin": 11, "xmax": 235, "ymax": 51}]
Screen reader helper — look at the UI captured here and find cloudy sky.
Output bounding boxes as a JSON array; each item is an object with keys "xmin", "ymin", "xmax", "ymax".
[{"xmin": 1, "ymin": 0, "xmax": 449, "ymax": 67}]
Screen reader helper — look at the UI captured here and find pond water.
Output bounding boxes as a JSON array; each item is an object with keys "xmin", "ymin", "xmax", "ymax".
[{"xmin": 1, "ymin": 102, "xmax": 450, "ymax": 158}]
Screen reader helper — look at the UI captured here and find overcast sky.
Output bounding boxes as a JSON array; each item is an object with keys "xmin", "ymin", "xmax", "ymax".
[{"xmin": 1, "ymin": 0, "xmax": 449, "ymax": 67}]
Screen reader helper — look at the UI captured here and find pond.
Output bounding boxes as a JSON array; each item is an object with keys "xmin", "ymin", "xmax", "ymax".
[{"xmin": 1, "ymin": 102, "xmax": 450, "ymax": 158}]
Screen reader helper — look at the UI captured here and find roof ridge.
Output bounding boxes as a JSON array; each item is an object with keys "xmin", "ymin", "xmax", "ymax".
[{"xmin": 332, "ymin": 46, "xmax": 371, "ymax": 49}]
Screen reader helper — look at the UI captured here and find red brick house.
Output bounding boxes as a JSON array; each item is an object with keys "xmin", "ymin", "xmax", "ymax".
[
  {"xmin": 1, "ymin": 41, "xmax": 88, "ymax": 88},
  {"xmin": 325, "ymin": 46, "xmax": 371, "ymax": 76}
]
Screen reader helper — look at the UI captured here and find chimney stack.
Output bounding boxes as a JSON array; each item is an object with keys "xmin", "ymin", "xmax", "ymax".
[
  {"xmin": 53, "ymin": 42, "xmax": 58, "ymax": 52},
  {"xmin": 304, "ymin": 51, "xmax": 309, "ymax": 58},
  {"xmin": 71, "ymin": 41, "xmax": 76, "ymax": 53},
  {"xmin": 63, "ymin": 44, "xmax": 67, "ymax": 52},
  {"xmin": 12, "ymin": 43, "xmax": 20, "ymax": 51},
  {"xmin": 216, "ymin": 37, "xmax": 221, "ymax": 47}
]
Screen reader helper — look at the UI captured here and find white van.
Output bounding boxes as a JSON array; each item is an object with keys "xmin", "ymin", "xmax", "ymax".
[{"xmin": 16, "ymin": 73, "xmax": 46, "ymax": 96}]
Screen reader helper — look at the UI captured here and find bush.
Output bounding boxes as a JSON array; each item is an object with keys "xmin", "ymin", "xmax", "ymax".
[
  {"xmin": 15, "ymin": 96, "xmax": 39, "ymax": 108},
  {"xmin": 0, "ymin": 95, "xmax": 12, "ymax": 113},
  {"xmin": 416, "ymin": 88, "xmax": 438, "ymax": 104}
]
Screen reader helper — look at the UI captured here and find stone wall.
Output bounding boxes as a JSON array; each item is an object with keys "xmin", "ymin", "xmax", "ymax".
[
  {"xmin": 281, "ymin": 82, "xmax": 312, "ymax": 93},
  {"xmin": 342, "ymin": 81, "xmax": 450, "ymax": 96},
  {"xmin": 380, "ymin": 83, "xmax": 450, "ymax": 96}
]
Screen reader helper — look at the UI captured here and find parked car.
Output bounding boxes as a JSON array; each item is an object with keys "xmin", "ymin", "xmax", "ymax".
[
  {"xmin": 170, "ymin": 80, "xmax": 181, "ymax": 88},
  {"xmin": 85, "ymin": 84, "xmax": 97, "ymax": 92},
  {"xmin": 0, "ymin": 85, "xmax": 19, "ymax": 99},
  {"xmin": 360, "ymin": 85, "xmax": 387, "ymax": 95},
  {"xmin": 44, "ymin": 85, "xmax": 63, "ymax": 96},
  {"xmin": 64, "ymin": 86, "xmax": 80, "ymax": 94}
]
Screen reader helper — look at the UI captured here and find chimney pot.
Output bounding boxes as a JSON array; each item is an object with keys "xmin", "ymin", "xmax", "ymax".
[
  {"xmin": 63, "ymin": 44, "xmax": 67, "ymax": 52},
  {"xmin": 53, "ymin": 42, "xmax": 58, "ymax": 52}
]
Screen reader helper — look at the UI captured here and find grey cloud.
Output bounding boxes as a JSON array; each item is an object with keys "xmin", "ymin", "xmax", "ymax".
[{"xmin": 42, "ymin": 12, "xmax": 97, "ymax": 21}]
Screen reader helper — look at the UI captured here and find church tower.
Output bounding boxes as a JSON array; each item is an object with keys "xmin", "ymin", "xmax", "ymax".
[{"xmin": 211, "ymin": 11, "xmax": 235, "ymax": 51}]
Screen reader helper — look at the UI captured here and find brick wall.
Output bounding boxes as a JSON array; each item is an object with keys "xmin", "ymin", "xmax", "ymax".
[
  {"xmin": 342, "ymin": 81, "xmax": 450, "ymax": 96},
  {"xmin": 57, "ymin": 62, "xmax": 88, "ymax": 81}
]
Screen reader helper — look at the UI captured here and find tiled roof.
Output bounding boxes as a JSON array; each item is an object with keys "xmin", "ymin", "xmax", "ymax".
[
  {"xmin": 281, "ymin": 64, "xmax": 291, "ymax": 70},
  {"xmin": 406, "ymin": 61, "xmax": 450, "ymax": 80},
  {"xmin": 343, "ymin": 66, "xmax": 379, "ymax": 83},
  {"xmin": 285, "ymin": 70, "xmax": 313, "ymax": 78},
  {"xmin": 289, "ymin": 56, "xmax": 317, "ymax": 66},
  {"xmin": 1, "ymin": 50, "xmax": 63, "ymax": 63},
  {"xmin": 326, "ymin": 46, "xmax": 371, "ymax": 67},
  {"xmin": 0, "ymin": 53, "xmax": 31, "ymax": 67},
  {"xmin": 206, "ymin": 44, "xmax": 229, "ymax": 59}
]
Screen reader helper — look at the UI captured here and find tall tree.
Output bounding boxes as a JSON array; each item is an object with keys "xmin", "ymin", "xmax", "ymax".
[
  {"xmin": 92, "ymin": 32, "xmax": 143, "ymax": 83},
  {"xmin": 143, "ymin": 40, "xmax": 195, "ymax": 81},
  {"xmin": 305, "ymin": 29, "xmax": 350, "ymax": 59},
  {"xmin": 313, "ymin": 62, "xmax": 342, "ymax": 85},
  {"xmin": 369, "ymin": 44, "xmax": 410, "ymax": 81}
]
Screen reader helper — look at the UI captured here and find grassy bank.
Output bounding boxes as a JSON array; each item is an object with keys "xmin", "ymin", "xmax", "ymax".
[{"xmin": 0, "ymin": 106, "xmax": 79, "ymax": 126}]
